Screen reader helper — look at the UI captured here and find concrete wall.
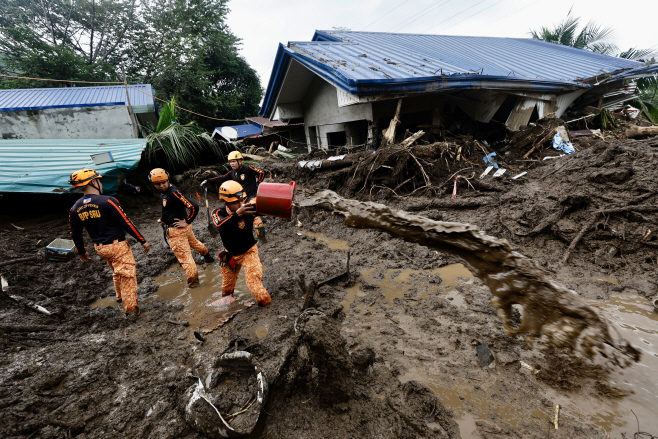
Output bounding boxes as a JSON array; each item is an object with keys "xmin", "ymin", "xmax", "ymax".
[
  {"xmin": 302, "ymin": 77, "xmax": 372, "ymax": 149},
  {"xmin": 0, "ymin": 105, "xmax": 136, "ymax": 139}
]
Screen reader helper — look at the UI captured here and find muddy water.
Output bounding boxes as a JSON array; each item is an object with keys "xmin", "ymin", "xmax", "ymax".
[
  {"xmin": 548, "ymin": 295, "xmax": 658, "ymax": 436},
  {"xmin": 399, "ymin": 371, "xmax": 550, "ymax": 439},
  {"xmin": 298, "ymin": 190, "xmax": 639, "ymax": 365},
  {"xmin": 300, "ymin": 230, "xmax": 349, "ymax": 250},
  {"xmin": 341, "ymin": 263, "xmax": 473, "ymax": 309},
  {"xmin": 91, "ymin": 263, "xmax": 252, "ymax": 328}
]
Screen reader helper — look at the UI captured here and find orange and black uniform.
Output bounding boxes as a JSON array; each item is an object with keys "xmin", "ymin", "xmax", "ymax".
[
  {"xmin": 69, "ymin": 194, "xmax": 146, "ymax": 312},
  {"xmin": 160, "ymin": 184, "xmax": 199, "ymax": 226},
  {"xmin": 160, "ymin": 184, "xmax": 209, "ymax": 286},
  {"xmin": 207, "ymin": 165, "xmax": 266, "ymax": 227},
  {"xmin": 206, "ymin": 165, "xmax": 265, "ymax": 198},
  {"xmin": 211, "ymin": 202, "xmax": 271, "ymax": 306}
]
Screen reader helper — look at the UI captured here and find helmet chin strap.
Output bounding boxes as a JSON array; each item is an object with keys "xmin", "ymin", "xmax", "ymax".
[{"xmin": 90, "ymin": 179, "xmax": 102, "ymax": 194}]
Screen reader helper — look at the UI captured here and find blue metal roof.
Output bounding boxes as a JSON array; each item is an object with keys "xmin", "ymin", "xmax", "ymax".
[
  {"xmin": 0, "ymin": 84, "xmax": 156, "ymax": 112},
  {"xmin": 260, "ymin": 30, "xmax": 651, "ymax": 117},
  {"xmin": 0, "ymin": 139, "xmax": 146, "ymax": 194}
]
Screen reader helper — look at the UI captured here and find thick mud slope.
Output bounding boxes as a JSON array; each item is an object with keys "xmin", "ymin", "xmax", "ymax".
[{"xmin": 2, "ymin": 135, "xmax": 658, "ymax": 438}]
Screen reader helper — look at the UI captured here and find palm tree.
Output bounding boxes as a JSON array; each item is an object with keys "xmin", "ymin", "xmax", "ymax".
[
  {"xmin": 530, "ymin": 11, "xmax": 657, "ymax": 122},
  {"xmin": 145, "ymin": 96, "xmax": 228, "ymax": 170},
  {"xmin": 529, "ymin": 10, "xmax": 617, "ymax": 55},
  {"xmin": 529, "ymin": 10, "xmax": 655, "ymax": 61}
]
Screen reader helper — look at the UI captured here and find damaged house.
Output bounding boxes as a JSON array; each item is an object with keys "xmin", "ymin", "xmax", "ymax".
[{"xmin": 259, "ymin": 30, "xmax": 657, "ymax": 149}]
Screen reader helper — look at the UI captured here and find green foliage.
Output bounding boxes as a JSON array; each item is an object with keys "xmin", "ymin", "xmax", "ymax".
[
  {"xmin": 529, "ymin": 10, "xmax": 655, "ymax": 60},
  {"xmin": 529, "ymin": 10, "xmax": 616, "ymax": 54},
  {"xmin": 631, "ymin": 77, "xmax": 658, "ymax": 123},
  {"xmin": 145, "ymin": 97, "xmax": 229, "ymax": 170},
  {"xmin": 598, "ymin": 109, "xmax": 618, "ymax": 130},
  {"xmin": 0, "ymin": 0, "xmax": 262, "ymax": 127}
]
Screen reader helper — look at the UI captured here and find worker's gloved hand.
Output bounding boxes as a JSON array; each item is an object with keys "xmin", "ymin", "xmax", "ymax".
[
  {"xmin": 218, "ymin": 250, "xmax": 236, "ymax": 271},
  {"xmin": 254, "ymin": 223, "xmax": 266, "ymax": 240},
  {"xmin": 200, "ymin": 180, "xmax": 207, "ymax": 188}
]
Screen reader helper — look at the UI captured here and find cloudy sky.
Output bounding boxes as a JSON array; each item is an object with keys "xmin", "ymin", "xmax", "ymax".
[{"xmin": 227, "ymin": 0, "xmax": 656, "ymax": 93}]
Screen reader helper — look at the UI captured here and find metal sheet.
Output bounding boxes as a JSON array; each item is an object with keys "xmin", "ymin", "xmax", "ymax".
[
  {"xmin": 506, "ymin": 98, "xmax": 537, "ymax": 131},
  {"xmin": 0, "ymin": 84, "xmax": 156, "ymax": 112},
  {"xmin": 0, "ymin": 139, "xmax": 146, "ymax": 194}
]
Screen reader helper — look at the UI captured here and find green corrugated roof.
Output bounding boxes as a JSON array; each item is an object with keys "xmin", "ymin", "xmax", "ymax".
[{"xmin": 0, "ymin": 138, "xmax": 146, "ymax": 194}]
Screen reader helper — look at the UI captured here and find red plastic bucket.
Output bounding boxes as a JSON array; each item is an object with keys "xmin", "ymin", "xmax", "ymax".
[{"xmin": 255, "ymin": 181, "xmax": 296, "ymax": 220}]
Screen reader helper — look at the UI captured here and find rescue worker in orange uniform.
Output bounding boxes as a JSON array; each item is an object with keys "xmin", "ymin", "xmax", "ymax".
[
  {"xmin": 211, "ymin": 181, "xmax": 272, "ymax": 307},
  {"xmin": 68, "ymin": 169, "xmax": 150, "ymax": 314},
  {"xmin": 201, "ymin": 151, "xmax": 266, "ymax": 238},
  {"xmin": 150, "ymin": 168, "xmax": 214, "ymax": 288}
]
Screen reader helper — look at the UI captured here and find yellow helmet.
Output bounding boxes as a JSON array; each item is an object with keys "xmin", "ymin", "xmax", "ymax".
[
  {"xmin": 219, "ymin": 181, "xmax": 245, "ymax": 202},
  {"xmin": 69, "ymin": 169, "xmax": 102, "ymax": 188},
  {"xmin": 227, "ymin": 151, "xmax": 244, "ymax": 161},
  {"xmin": 148, "ymin": 168, "xmax": 169, "ymax": 183}
]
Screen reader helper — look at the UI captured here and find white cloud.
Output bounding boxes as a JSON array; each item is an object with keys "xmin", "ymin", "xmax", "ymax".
[{"xmin": 227, "ymin": 0, "xmax": 657, "ymax": 98}]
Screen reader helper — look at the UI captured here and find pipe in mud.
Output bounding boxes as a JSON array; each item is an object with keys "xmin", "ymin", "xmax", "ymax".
[{"xmin": 297, "ymin": 190, "xmax": 641, "ymax": 366}]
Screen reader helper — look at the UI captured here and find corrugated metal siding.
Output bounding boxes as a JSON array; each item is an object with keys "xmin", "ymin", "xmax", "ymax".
[
  {"xmin": 0, "ymin": 139, "xmax": 146, "ymax": 193},
  {"xmin": 0, "ymin": 85, "xmax": 156, "ymax": 112}
]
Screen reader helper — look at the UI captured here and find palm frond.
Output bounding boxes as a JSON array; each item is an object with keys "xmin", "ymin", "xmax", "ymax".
[
  {"xmin": 588, "ymin": 42, "xmax": 619, "ymax": 56},
  {"xmin": 155, "ymin": 96, "xmax": 176, "ymax": 133},
  {"xmin": 619, "ymin": 47, "xmax": 657, "ymax": 61},
  {"xmin": 145, "ymin": 95, "xmax": 226, "ymax": 169}
]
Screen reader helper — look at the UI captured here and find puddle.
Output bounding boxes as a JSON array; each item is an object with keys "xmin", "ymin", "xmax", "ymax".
[
  {"xmin": 90, "ymin": 296, "xmax": 119, "ymax": 309},
  {"xmin": 91, "ymin": 262, "xmax": 252, "ymax": 328},
  {"xmin": 399, "ymin": 371, "xmax": 550, "ymax": 438},
  {"xmin": 255, "ymin": 325, "xmax": 269, "ymax": 339},
  {"xmin": 300, "ymin": 230, "xmax": 349, "ymax": 250},
  {"xmin": 557, "ymin": 295, "xmax": 658, "ymax": 436},
  {"xmin": 588, "ymin": 277, "xmax": 619, "ymax": 284},
  {"xmin": 341, "ymin": 263, "xmax": 474, "ymax": 308}
]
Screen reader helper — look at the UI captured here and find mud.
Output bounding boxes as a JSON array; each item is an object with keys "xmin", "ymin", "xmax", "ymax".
[
  {"xmin": 298, "ymin": 189, "xmax": 640, "ymax": 365},
  {"xmin": 2, "ymin": 134, "xmax": 658, "ymax": 438}
]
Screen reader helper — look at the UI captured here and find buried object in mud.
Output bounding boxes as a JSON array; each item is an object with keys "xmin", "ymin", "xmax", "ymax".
[
  {"xmin": 476, "ymin": 343, "xmax": 494, "ymax": 367},
  {"xmin": 184, "ymin": 351, "xmax": 268, "ymax": 438},
  {"xmin": 297, "ymin": 189, "xmax": 640, "ymax": 366}
]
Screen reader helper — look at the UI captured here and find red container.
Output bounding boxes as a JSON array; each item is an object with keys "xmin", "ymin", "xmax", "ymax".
[{"xmin": 255, "ymin": 181, "xmax": 296, "ymax": 220}]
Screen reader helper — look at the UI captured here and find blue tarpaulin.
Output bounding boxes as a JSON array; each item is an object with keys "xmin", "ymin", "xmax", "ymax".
[{"xmin": 0, "ymin": 138, "xmax": 146, "ymax": 194}]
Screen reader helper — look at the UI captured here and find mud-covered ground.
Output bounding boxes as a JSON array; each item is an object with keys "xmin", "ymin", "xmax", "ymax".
[{"xmin": 1, "ymin": 132, "xmax": 657, "ymax": 439}]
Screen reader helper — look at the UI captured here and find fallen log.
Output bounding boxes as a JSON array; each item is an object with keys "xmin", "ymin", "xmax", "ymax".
[
  {"xmin": 300, "ymin": 155, "xmax": 361, "ymax": 171},
  {"xmin": 400, "ymin": 130, "xmax": 425, "ymax": 148},
  {"xmin": 626, "ymin": 126, "xmax": 658, "ymax": 138}
]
